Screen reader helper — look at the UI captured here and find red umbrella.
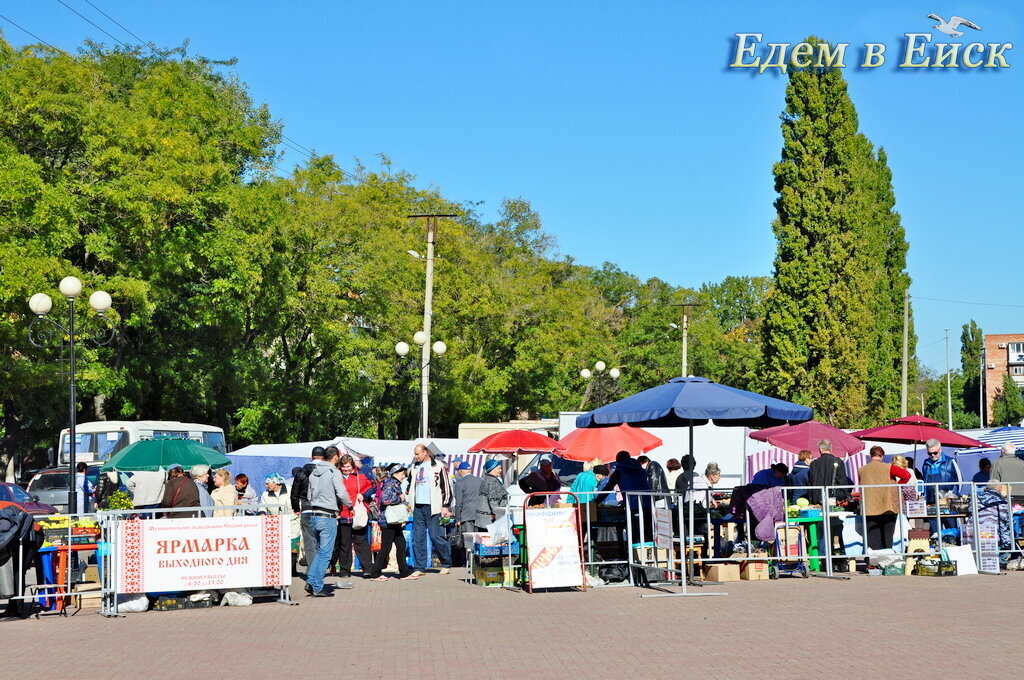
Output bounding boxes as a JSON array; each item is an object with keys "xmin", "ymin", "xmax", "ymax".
[
  {"xmin": 851, "ymin": 416, "xmax": 984, "ymax": 448},
  {"xmin": 557, "ymin": 423, "xmax": 663, "ymax": 463},
  {"xmin": 749, "ymin": 420, "xmax": 864, "ymax": 458},
  {"xmin": 468, "ymin": 429, "xmax": 566, "ymax": 455}
]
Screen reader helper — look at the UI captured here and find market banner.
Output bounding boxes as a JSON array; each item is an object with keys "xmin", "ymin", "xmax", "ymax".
[
  {"xmin": 117, "ymin": 515, "xmax": 289, "ymax": 593},
  {"xmin": 524, "ymin": 506, "xmax": 583, "ymax": 589}
]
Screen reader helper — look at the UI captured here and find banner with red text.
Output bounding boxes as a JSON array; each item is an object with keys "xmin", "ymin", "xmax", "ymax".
[
  {"xmin": 524, "ymin": 506, "xmax": 583, "ymax": 589},
  {"xmin": 117, "ymin": 515, "xmax": 289, "ymax": 593}
]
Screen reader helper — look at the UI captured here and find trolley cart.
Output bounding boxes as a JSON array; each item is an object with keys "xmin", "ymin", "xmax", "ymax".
[{"xmin": 769, "ymin": 524, "xmax": 809, "ymax": 579}]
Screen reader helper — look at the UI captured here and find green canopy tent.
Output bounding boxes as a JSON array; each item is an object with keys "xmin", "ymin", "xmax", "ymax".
[{"xmin": 100, "ymin": 439, "xmax": 231, "ymax": 472}]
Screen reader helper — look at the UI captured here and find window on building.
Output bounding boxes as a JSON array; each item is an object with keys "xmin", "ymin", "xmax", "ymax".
[{"xmin": 1012, "ymin": 366, "xmax": 1024, "ymax": 376}]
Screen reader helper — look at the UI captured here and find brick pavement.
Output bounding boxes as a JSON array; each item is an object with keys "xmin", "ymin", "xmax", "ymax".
[{"xmin": 4, "ymin": 570, "xmax": 1024, "ymax": 679}]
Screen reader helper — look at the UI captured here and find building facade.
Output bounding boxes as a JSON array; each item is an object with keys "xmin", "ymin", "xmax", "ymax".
[{"xmin": 984, "ymin": 333, "xmax": 1024, "ymax": 426}]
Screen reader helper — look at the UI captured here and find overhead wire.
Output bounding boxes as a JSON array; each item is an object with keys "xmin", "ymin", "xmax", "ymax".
[
  {"xmin": 55, "ymin": 0, "xmax": 130, "ymax": 49},
  {"xmin": 83, "ymin": 0, "xmax": 149, "ymax": 47},
  {"xmin": 912, "ymin": 295, "xmax": 1024, "ymax": 310},
  {"xmin": 0, "ymin": 12, "xmax": 62, "ymax": 51}
]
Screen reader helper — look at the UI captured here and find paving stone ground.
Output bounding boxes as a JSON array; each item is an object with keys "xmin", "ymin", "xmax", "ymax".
[{"xmin": 4, "ymin": 569, "xmax": 1023, "ymax": 679}]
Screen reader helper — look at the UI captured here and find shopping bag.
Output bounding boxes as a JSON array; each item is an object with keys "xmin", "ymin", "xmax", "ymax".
[
  {"xmin": 370, "ymin": 522, "xmax": 382, "ymax": 552},
  {"xmin": 486, "ymin": 513, "xmax": 512, "ymax": 544},
  {"xmin": 352, "ymin": 498, "xmax": 369, "ymax": 530}
]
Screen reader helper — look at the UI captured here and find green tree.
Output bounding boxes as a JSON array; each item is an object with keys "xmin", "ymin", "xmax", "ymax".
[
  {"xmin": 960, "ymin": 320, "xmax": 983, "ymax": 420},
  {"xmin": 759, "ymin": 37, "xmax": 913, "ymax": 426},
  {"xmin": 991, "ymin": 374, "xmax": 1024, "ymax": 427}
]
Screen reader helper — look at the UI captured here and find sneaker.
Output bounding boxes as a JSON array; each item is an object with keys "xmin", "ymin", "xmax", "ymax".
[
  {"xmin": 304, "ymin": 583, "xmax": 313, "ymax": 594},
  {"xmin": 438, "ymin": 567, "xmax": 450, "ymax": 575},
  {"xmin": 409, "ymin": 570, "xmax": 425, "ymax": 578},
  {"xmin": 310, "ymin": 590, "xmax": 334, "ymax": 598},
  {"xmin": 334, "ymin": 580, "xmax": 354, "ymax": 590}
]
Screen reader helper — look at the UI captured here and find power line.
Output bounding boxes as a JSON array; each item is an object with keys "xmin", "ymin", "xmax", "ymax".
[
  {"xmin": 282, "ymin": 134, "xmax": 314, "ymax": 156},
  {"xmin": 913, "ymin": 295, "xmax": 1024, "ymax": 310},
  {"xmin": 83, "ymin": 0, "xmax": 149, "ymax": 47},
  {"xmin": 0, "ymin": 12, "xmax": 62, "ymax": 51},
  {"xmin": 55, "ymin": 0, "xmax": 130, "ymax": 49}
]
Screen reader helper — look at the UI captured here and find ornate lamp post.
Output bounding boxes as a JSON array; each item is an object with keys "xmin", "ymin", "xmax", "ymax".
[
  {"xmin": 28, "ymin": 276, "xmax": 115, "ymax": 513},
  {"xmin": 579, "ymin": 361, "xmax": 622, "ymax": 410},
  {"xmin": 395, "ymin": 333, "xmax": 448, "ymax": 438}
]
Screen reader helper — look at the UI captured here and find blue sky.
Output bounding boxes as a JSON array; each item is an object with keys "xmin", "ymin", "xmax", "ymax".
[{"xmin": 3, "ymin": 1, "xmax": 1022, "ymax": 373}]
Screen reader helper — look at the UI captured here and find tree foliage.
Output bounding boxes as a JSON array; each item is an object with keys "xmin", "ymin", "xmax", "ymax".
[
  {"xmin": 758, "ymin": 37, "xmax": 913, "ymax": 426},
  {"xmin": 991, "ymin": 374, "xmax": 1024, "ymax": 428}
]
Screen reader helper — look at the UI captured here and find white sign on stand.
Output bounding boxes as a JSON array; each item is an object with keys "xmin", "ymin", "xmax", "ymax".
[
  {"xmin": 524, "ymin": 506, "xmax": 583, "ymax": 589},
  {"xmin": 654, "ymin": 508, "xmax": 673, "ymax": 549},
  {"xmin": 117, "ymin": 515, "xmax": 290, "ymax": 593}
]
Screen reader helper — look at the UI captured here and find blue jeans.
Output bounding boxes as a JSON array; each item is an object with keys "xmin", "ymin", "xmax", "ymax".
[
  {"xmin": 412, "ymin": 504, "xmax": 451, "ymax": 571},
  {"xmin": 307, "ymin": 515, "xmax": 338, "ymax": 592}
]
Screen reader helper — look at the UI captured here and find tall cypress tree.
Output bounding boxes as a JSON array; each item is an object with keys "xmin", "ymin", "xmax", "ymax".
[{"xmin": 759, "ymin": 38, "xmax": 912, "ymax": 426}]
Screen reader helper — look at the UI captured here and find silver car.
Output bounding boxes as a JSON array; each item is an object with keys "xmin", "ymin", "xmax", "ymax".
[{"xmin": 26, "ymin": 467, "xmax": 98, "ymax": 514}]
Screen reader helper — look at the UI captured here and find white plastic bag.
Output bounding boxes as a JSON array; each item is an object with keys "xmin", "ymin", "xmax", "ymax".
[
  {"xmin": 116, "ymin": 593, "xmax": 149, "ymax": 613},
  {"xmin": 352, "ymin": 498, "xmax": 369, "ymax": 530},
  {"xmin": 220, "ymin": 589, "xmax": 253, "ymax": 606},
  {"xmin": 486, "ymin": 513, "xmax": 512, "ymax": 544}
]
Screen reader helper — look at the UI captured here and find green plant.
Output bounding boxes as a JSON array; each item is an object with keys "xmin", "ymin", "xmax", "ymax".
[{"xmin": 101, "ymin": 491, "xmax": 134, "ymax": 511}]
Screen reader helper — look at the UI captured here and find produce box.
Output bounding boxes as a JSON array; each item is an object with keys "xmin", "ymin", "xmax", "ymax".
[
  {"xmin": 152, "ymin": 595, "xmax": 188, "ymax": 611},
  {"xmin": 701, "ymin": 563, "xmax": 740, "ymax": 582},
  {"xmin": 473, "ymin": 539, "xmax": 520, "ymax": 557},
  {"xmin": 42, "ymin": 528, "xmax": 99, "ymax": 547},
  {"xmin": 914, "ymin": 560, "xmax": 957, "ymax": 577},
  {"xmin": 473, "ymin": 565, "xmax": 515, "ymax": 587}
]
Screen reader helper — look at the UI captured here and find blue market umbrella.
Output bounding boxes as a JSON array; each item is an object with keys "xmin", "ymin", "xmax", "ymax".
[
  {"xmin": 575, "ymin": 376, "xmax": 812, "ymax": 429},
  {"xmin": 575, "ymin": 376, "xmax": 812, "ymax": 585}
]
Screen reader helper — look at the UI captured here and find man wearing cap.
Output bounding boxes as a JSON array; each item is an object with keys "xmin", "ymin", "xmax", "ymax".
[
  {"xmin": 191, "ymin": 464, "xmax": 214, "ymax": 518},
  {"xmin": 452, "ymin": 461, "xmax": 482, "ymax": 567},
  {"xmin": 519, "ymin": 458, "xmax": 562, "ymax": 506}
]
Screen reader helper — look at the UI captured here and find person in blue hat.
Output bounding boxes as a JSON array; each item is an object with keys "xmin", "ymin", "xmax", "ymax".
[
  {"xmin": 476, "ymin": 460, "xmax": 508, "ymax": 529},
  {"xmin": 452, "ymin": 461, "xmax": 482, "ymax": 567}
]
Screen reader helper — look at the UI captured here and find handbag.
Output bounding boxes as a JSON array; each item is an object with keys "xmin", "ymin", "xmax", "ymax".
[
  {"xmin": 352, "ymin": 498, "xmax": 369, "ymax": 530},
  {"xmin": 384, "ymin": 503, "xmax": 409, "ymax": 525}
]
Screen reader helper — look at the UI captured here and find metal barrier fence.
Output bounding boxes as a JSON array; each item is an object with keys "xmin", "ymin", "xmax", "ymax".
[
  {"xmin": 1, "ymin": 503, "xmax": 294, "ymax": 618},
  {"xmin": 622, "ymin": 479, "xmax": 1022, "ymax": 584}
]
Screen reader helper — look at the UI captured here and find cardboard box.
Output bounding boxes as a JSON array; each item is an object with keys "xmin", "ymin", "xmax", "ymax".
[
  {"xmin": 736, "ymin": 552, "xmax": 769, "ymax": 580},
  {"xmin": 701, "ymin": 563, "xmax": 740, "ymax": 582},
  {"xmin": 473, "ymin": 565, "xmax": 515, "ymax": 587}
]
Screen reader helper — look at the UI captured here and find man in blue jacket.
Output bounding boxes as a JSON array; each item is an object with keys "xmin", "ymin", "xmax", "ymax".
[{"xmin": 921, "ymin": 438, "xmax": 962, "ymax": 537}]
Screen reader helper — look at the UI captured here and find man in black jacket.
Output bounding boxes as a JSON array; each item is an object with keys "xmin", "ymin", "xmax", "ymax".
[
  {"xmin": 638, "ymin": 456, "xmax": 669, "ymax": 497},
  {"xmin": 807, "ymin": 439, "xmax": 850, "ymax": 571}
]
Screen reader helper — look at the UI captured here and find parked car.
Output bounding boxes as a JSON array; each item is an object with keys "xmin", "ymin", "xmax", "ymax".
[
  {"xmin": 26, "ymin": 466, "xmax": 99, "ymax": 514},
  {"xmin": 0, "ymin": 482, "xmax": 58, "ymax": 516}
]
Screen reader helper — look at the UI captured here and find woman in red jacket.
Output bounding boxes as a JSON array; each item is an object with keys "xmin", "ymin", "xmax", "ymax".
[{"xmin": 330, "ymin": 454, "xmax": 376, "ymax": 580}]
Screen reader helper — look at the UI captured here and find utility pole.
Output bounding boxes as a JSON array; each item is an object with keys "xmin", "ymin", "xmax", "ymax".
[
  {"xmin": 675, "ymin": 302, "xmax": 702, "ymax": 377},
  {"xmin": 980, "ymin": 345, "xmax": 986, "ymax": 428},
  {"xmin": 408, "ymin": 213, "xmax": 457, "ymax": 438},
  {"xmin": 945, "ymin": 328, "xmax": 953, "ymax": 428},
  {"xmin": 901, "ymin": 289, "xmax": 909, "ymax": 416}
]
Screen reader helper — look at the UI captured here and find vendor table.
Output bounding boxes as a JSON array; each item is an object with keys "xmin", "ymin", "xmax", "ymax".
[{"xmin": 35, "ymin": 543, "xmax": 100, "ymax": 613}]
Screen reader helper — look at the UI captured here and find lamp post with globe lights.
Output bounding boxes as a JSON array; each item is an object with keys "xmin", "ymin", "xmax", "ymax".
[
  {"xmin": 579, "ymin": 361, "xmax": 621, "ymax": 410},
  {"xmin": 27, "ymin": 276, "xmax": 116, "ymax": 514},
  {"xmin": 395, "ymin": 333, "xmax": 448, "ymax": 438}
]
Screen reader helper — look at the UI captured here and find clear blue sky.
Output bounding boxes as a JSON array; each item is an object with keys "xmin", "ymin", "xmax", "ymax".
[{"xmin": 4, "ymin": 1, "xmax": 1022, "ymax": 373}]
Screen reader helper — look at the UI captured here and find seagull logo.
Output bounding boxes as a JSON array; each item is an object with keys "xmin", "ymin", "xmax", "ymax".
[{"xmin": 927, "ymin": 14, "xmax": 982, "ymax": 38}]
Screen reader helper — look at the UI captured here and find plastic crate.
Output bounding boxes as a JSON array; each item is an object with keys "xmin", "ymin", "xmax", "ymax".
[
  {"xmin": 152, "ymin": 595, "xmax": 188, "ymax": 611},
  {"xmin": 473, "ymin": 539, "xmax": 519, "ymax": 557}
]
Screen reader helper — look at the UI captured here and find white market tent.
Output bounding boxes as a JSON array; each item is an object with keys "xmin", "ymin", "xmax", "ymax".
[{"xmin": 228, "ymin": 437, "xmax": 486, "ymax": 484}]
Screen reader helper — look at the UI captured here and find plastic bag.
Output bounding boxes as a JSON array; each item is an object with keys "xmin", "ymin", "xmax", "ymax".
[
  {"xmin": 370, "ymin": 522, "xmax": 382, "ymax": 552},
  {"xmin": 220, "ymin": 590, "xmax": 253, "ymax": 607},
  {"xmin": 116, "ymin": 593, "xmax": 149, "ymax": 613},
  {"xmin": 352, "ymin": 498, "xmax": 369, "ymax": 530},
  {"xmin": 486, "ymin": 513, "xmax": 512, "ymax": 544}
]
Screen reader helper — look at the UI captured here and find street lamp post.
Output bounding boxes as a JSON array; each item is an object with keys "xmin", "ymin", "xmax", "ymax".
[
  {"xmin": 579, "ymin": 361, "xmax": 621, "ymax": 409},
  {"xmin": 28, "ymin": 276, "xmax": 115, "ymax": 514},
  {"xmin": 407, "ymin": 213, "xmax": 456, "ymax": 439},
  {"xmin": 395, "ymin": 335, "xmax": 447, "ymax": 438}
]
